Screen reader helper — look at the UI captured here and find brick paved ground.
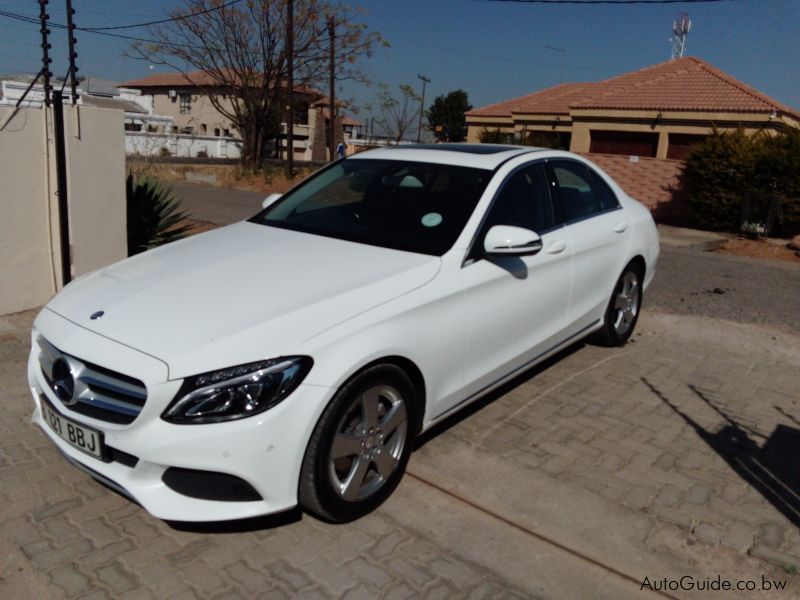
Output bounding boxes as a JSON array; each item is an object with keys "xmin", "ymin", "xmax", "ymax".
[
  {"xmin": 3, "ymin": 305, "xmax": 800, "ymax": 598},
  {"xmin": 416, "ymin": 310, "xmax": 800, "ymax": 572},
  {"xmin": 1, "ymin": 311, "xmax": 539, "ymax": 599}
]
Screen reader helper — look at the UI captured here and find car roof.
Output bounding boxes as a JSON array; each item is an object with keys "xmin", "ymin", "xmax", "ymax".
[{"xmin": 349, "ymin": 143, "xmax": 547, "ymax": 170}]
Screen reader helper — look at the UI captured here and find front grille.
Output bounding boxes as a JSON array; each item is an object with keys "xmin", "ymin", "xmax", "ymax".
[
  {"xmin": 38, "ymin": 336, "xmax": 147, "ymax": 425},
  {"xmin": 162, "ymin": 467, "xmax": 263, "ymax": 502}
]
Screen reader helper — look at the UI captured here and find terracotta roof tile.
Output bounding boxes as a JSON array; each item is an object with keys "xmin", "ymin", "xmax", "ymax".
[
  {"xmin": 468, "ymin": 57, "xmax": 799, "ymax": 120},
  {"xmin": 466, "ymin": 83, "xmax": 586, "ymax": 117},
  {"xmin": 119, "ymin": 69, "xmax": 320, "ymax": 96}
]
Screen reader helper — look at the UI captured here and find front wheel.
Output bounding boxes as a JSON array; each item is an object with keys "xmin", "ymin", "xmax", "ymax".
[
  {"xmin": 299, "ymin": 364, "xmax": 416, "ymax": 523},
  {"xmin": 594, "ymin": 263, "xmax": 643, "ymax": 346}
]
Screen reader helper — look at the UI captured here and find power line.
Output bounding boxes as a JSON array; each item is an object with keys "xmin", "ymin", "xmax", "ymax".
[
  {"xmin": 0, "ymin": 10, "xmax": 205, "ymax": 50},
  {"xmin": 386, "ymin": 32, "xmax": 614, "ymax": 73},
  {"xmin": 485, "ymin": 0, "xmax": 732, "ymax": 4},
  {"xmin": 84, "ymin": 0, "xmax": 244, "ymax": 31}
]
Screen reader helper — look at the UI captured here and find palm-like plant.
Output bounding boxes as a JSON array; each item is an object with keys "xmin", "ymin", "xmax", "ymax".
[{"xmin": 127, "ymin": 173, "xmax": 193, "ymax": 256}]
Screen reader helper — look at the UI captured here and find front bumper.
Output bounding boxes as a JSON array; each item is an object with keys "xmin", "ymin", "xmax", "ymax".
[{"xmin": 29, "ymin": 311, "xmax": 333, "ymax": 522}]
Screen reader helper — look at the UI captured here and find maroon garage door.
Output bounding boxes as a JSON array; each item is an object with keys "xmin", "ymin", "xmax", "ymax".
[{"xmin": 589, "ymin": 130, "xmax": 659, "ymax": 157}]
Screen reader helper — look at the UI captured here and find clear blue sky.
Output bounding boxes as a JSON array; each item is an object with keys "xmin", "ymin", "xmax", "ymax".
[{"xmin": 1, "ymin": 0, "xmax": 798, "ymax": 114}]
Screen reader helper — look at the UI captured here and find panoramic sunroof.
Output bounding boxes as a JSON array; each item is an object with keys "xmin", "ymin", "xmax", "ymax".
[{"xmin": 396, "ymin": 144, "xmax": 532, "ymax": 155}]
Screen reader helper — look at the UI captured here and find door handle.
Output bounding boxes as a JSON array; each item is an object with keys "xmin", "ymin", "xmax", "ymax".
[
  {"xmin": 613, "ymin": 221, "xmax": 629, "ymax": 233},
  {"xmin": 545, "ymin": 240, "xmax": 567, "ymax": 254}
]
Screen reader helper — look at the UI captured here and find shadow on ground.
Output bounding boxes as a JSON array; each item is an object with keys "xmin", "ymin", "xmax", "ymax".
[
  {"xmin": 166, "ymin": 507, "xmax": 303, "ymax": 534},
  {"xmin": 416, "ymin": 341, "xmax": 586, "ymax": 449},
  {"xmin": 643, "ymin": 378, "xmax": 800, "ymax": 528}
]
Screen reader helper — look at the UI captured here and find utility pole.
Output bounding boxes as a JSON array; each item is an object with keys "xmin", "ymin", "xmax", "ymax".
[
  {"xmin": 416, "ymin": 73, "xmax": 430, "ymax": 144},
  {"xmin": 327, "ymin": 16, "xmax": 336, "ymax": 161},
  {"xmin": 52, "ymin": 89, "xmax": 72, "ymax": 286},
  {"xmin": 544, "ymin": 45, "xmax": 565, "ymax": 83},
  {"xmin": 286, "ymin": 0, "xmax": 294, "ymax": 178}
]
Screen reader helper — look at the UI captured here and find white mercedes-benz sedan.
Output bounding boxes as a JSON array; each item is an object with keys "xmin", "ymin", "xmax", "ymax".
[{"xmin": 28, "ymin": 144, "xmax": 659, "ymax": 523}]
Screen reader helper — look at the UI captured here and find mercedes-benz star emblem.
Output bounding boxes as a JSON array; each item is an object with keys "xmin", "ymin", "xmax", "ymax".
[
  {"xmin": 51, "ymin": 358, "xmax": 76, "ymax": 405},
  {"xmin": 90, "ymin": 310, "xmax": 104, "ymax": 320}
]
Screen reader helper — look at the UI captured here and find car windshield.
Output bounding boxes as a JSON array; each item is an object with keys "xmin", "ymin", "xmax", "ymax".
[{"xmin": 251, "ymin": 159, "xmax": 492, "ymax": 256}]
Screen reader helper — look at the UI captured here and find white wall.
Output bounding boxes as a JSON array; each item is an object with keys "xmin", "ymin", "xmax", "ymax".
[
  {"xmin": 0, "ymin": 105, "xmax": 127, "ymax": 314},
  {"xmin": 125, "ymin": 131, "xmax": 242, "ymax": 159},
  {"xmin": 64, "ymin": 106, "xmax": 127, "ymax": 277},
  {"xmin": 0, "ymin": 107, "xmax": 58, "ymax": 313}
]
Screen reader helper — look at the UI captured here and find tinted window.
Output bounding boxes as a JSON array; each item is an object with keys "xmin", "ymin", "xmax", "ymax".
[
  {"xmin": 551, "ymin": 161, "xmax": 601, "ymax": 222},
  {"xmin": 483, "ymin": 163, "xmax": 554, "ymax": 233},
  {"xmin": 589, "ymin": 170, "xmax": 620, "ymax": 211},
  {"xmin": 253, "ymin": 160, "xmax": 491, "ymax": 256}
]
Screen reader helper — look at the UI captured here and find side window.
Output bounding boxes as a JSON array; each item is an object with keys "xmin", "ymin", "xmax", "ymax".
[
  {"xmin": 551, "ymin": 161, "xmax": 601, "ymax": 222},
  {"xmin": 483, "ymin": 163, "xmax": 554, "ymax": 233},
  {"xmin": 589, "ymin": 169, "xmax": 620, "ymax": 211}
]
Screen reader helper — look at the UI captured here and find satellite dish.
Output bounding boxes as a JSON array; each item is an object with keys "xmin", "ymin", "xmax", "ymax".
[{"xmin": 673, "ymin": 13, "xmax": 691, "ymax": 36}]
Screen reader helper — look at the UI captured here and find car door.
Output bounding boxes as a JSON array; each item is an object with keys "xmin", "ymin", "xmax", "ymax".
[
  {"xmin": 548, "ymin": 159, "xmax": 631, "ymax": 331},
  {"xmin": 457, "ymin": 161, "xmax": 573, "ymax": 404}
]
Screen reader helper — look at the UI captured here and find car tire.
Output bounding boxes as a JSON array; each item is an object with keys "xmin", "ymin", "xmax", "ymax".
[
  {"xmin": 299, "ymin": 364, "xmax": 417, "ymax": 523},
  {"xmin": 593, "ymin": 262, "xmax": 643, "ymax": 347}
]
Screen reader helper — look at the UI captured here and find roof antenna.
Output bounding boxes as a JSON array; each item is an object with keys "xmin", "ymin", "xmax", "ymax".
[{"xmin": 670, "ymin": 13, "xmax": 691, "ymax": 60}]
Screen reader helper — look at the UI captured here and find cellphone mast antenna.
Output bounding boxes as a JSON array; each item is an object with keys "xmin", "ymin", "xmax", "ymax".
[{"xmin": 670, "ymin": 13, "xmax": 691, "ymax": 60}]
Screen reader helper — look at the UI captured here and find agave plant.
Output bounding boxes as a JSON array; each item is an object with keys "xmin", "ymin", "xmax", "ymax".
[{"xmin": 126, "ymin": 173, "xmax": 193, "ymax": 256}]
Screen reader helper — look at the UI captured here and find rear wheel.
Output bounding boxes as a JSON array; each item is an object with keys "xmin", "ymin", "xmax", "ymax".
[
  {"xmin": 299, "ymin": 364, "xmax": 416, "ymax": 523},
  {"xmin": 594, "ymin": 263, "xmax": 643, "ymax": 346}
]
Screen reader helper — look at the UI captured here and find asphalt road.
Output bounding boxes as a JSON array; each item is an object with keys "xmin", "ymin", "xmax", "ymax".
[
  {"xmin": 170, "ymin": 181, "xmax": 800, "ymax": 333},
  {"xmin": 171, "ymin": 181, "xmax": 265, "ymax": 225},
  {"xmin": 647, "ymin": 247, "xmax": 800, "ymax": 334}
]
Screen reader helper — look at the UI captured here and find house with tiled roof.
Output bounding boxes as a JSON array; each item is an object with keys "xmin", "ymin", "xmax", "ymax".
[
  {"xmin": 466, "ymin": 57, "xmax": 800, "ymax": 160},
  {"xmin": 120, "ymin": 70, "xmax": 361, "ymax": 160}
]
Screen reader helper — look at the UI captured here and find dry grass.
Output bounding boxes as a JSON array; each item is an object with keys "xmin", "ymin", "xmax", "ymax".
[
  {"xmin": 127, "ymin": 161, "xmax": 314, "ymax": 195},
  {"xmin": 717, "ymin": 237, "xmax": 800, "ymax": 264}
]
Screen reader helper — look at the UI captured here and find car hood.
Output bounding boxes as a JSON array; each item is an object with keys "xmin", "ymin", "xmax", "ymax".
[{"xmin": 46, "ymin": 222, "xmax": 441, "ymax": 379}]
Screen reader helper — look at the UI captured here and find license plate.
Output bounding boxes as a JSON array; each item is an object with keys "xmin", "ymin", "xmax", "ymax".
[{"xmin": 40, "ymin": 397, "xmax": 105, "ymax": 460}]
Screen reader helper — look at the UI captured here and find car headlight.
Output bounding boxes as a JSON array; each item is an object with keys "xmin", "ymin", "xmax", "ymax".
[{"xmin": 162, "ymin": 356, "xmax": 313, "ymax": 424}]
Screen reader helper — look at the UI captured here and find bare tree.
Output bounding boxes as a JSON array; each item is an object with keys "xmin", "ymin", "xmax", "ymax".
[
  {"xmin": 367, "ymin": 83, "xmax": 421, "ymax": 144},
  {"xmin": 130, "ymin": 0, "xmax": 383, "ymax": 167}
]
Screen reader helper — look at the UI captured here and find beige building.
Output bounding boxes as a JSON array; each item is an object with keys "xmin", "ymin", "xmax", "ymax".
[
  {"xmin": 120, "ymin": 70, "xmax": 360, "ymax": 160},
  {"xmin": 466, "ymin": 57, "xmax": 800, "ymax": 160}
]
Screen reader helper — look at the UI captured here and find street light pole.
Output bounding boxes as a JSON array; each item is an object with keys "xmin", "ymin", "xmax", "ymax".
[{"xmin": 416, "ymin": 73, "xmax": 430, "ymax": 144}]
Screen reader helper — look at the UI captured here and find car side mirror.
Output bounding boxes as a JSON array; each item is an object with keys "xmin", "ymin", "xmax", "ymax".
[
  {"xmin": 262, "ymin": 193, "xmax": 282, "ymax": 209},
  {"xmin": 483, "ymin": 225, "xmax": 543, "ymax": 256}
]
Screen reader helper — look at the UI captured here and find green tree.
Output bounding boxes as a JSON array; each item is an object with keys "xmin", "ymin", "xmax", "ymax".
[
  {"xmin": 684, "ymin": 127, "xmax": 800, "ymax": 236},
  {"xmin": 757, "ymin": 128, "xmax": 800, "ymax": 235},
  {"xmin": 426, "ymin": 90, "xmax": 472, "ymax": 142}
]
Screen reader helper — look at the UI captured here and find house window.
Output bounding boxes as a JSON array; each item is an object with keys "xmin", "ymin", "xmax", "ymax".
[
  {"xmin": 293, "ymin": 109, "xmax": 309, "ymax": 125},
  {"xmin": 223, "ymin": 128, "xmax": 231, "ymax": 137},
  {"xmin": 589, "ymin": 130, "xmax": 658, "ymax": 157},
  {"xmin": 179, "ymin": 93, "xmax": 191, "ymax": 114},
  {"xmin": 214, "ymin": 127, "xmax": 221, "ymax": 137},
  {"xmin": 200, "ymin": 123, "xmax": 207, "ymax": 134}
]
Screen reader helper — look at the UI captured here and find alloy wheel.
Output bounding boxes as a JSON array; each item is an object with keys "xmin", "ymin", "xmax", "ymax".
[
  {"xmin": 612, "ymin": 271, "xmax": 640, "ymax": 336},
  {"xmin": 328, "ymin": 384, "xmax": 408, "ymax": 502}
]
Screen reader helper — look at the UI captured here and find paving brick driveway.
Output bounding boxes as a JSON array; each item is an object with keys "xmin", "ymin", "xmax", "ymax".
[{"xmin": 3, "ymin": 301, "xmax": 800, "ymax": 597}]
